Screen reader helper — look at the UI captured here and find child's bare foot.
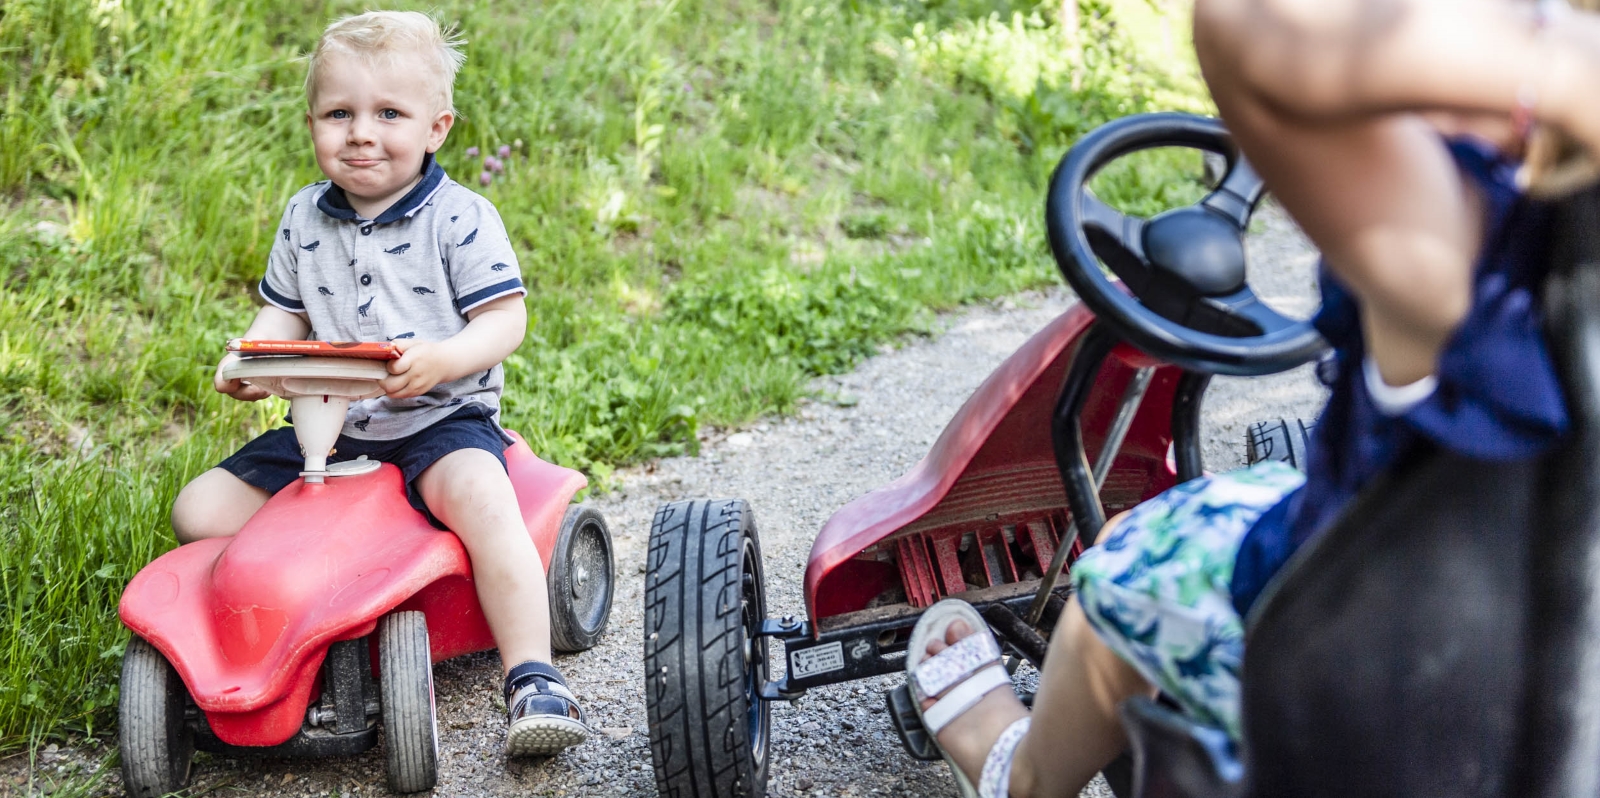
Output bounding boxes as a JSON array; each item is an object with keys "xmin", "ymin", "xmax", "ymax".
[
  {"xmin": 919, "ymin": 619, "xmax": 1033, "ymax": 793},
  {"xmin": 907, "ymin": 600, "xmax": 1034, "ymax": 798}
]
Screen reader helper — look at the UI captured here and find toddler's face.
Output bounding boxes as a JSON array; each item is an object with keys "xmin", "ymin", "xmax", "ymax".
[{"xmin": 307, "ymin": 51, "xmax": 453, "ymax": 213}]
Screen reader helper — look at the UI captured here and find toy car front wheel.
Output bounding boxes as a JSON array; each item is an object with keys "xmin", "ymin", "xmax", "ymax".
[
  {"xmin": 119, "ymin": 635, "xmax": 195, "ymax": 798},
  {"xmin": 379, "ymin": 611, "xmax": 439, "ymax": 794},
  {"xmin": 548, "ymin": 504, "xmax": 615, "ymax": 652},
  {"xmin": 644, "ymin": 498, "xmax": 771, "ymax": 798}
]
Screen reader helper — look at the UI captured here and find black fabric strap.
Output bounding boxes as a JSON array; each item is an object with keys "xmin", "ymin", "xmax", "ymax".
[{"xmin": 504, "ymin": 660, "xmax": 565, "ymax": 699}]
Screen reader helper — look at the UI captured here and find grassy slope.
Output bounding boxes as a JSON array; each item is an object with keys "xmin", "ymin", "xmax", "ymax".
[{"xmin": 0, "ymin": 0, "xmax": 1206, "ymax": 750}]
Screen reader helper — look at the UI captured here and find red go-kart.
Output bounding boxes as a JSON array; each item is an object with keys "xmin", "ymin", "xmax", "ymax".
[
  {"xmin": 641, "ymin": 112, "xmax": 1327, "ymax": 797},
  {"xmin": 117, "ymin": 356, "xmax": 617, "ymax": 796}
]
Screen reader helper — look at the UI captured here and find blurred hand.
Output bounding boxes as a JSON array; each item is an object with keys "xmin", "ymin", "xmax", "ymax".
[
  {"xmin": 213, "ymin": 353, "xmax": 270, "ymax": 402},
  {"xmin": 381, "ymin": 339, "xmax": 452, "ymax": 399}
]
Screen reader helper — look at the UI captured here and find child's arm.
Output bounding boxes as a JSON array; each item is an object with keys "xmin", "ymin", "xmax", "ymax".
[
  {"xmin": 1193, "ymin": 0, "xmax": 1600, "ymax": 386},
  {"xmin": 214, "ymin": 306, "xmax": 313, "ymax": 401},
  {"xmin": 380, "ymin": 294, "xmax": 527, "ymax": 399}
]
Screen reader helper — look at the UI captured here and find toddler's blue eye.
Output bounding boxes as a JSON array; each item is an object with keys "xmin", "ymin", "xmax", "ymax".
[
  {"xmin": 329, "ymin": 109, "xmax": 349, "ymax": 119},
  {"xmin": 381, "ymin": 109, "xmax": 399, "ymax": 120}
]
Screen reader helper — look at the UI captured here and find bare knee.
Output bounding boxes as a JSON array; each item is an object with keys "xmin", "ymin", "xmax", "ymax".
[
  {"xmin": 415, "ymin": 449, "xmax": 520, "ymax": 541},
  {"xmin": 171, "ymin": 468, "xmax": 269, "ymax": 544}
]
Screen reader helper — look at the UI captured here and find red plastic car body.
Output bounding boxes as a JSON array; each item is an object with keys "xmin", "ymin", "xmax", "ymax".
[
  {"xmin": 118, "ymin": 432, "xmax": 585, "ymax": 747},
  {"xmin": 804, "ymin": 301, "xmax": 1185, "ymax": 627}
]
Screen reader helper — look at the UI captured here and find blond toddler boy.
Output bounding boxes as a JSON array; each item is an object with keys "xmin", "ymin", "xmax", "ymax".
[{"xmin": 170, "ymin": 10, "xmax": 588, "ymax": 756}]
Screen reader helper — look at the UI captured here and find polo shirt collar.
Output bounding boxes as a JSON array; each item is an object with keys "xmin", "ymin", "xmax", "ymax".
[{"xmin": 316, "ymin": 152, "xmax": 447, "ymax": 224}]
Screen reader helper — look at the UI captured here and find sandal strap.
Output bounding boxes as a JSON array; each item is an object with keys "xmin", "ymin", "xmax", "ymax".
[
  {"xmin": 921, "ymin": 663, "xmax": 1011, "ymax": 736},
  {"xmin": 506, "ymin": 661, "xmax": 567, "ymax": 692},
  {"xmin": 505, "ymin": 661, "xmax": 585, "ymax": 723},
  {"xmin": 912, "ymin": 631, "xmax": 1003, "ymax": 699},
  {"xmin": 977, "ymin": 716, "xmax": 1031, "ymax": 798}
]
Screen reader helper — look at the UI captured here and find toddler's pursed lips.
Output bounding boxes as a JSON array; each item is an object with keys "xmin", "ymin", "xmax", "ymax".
[{"xmin": 343, "ymin": 157, "xmax": 383, "ymax": 167}]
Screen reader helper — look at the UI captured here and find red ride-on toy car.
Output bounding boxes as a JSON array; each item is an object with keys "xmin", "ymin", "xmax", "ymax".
[
  {"xmin": 117, "ymin": 355, "xmax": 616, "ymax": 797},
  {"xmin": 641, "ymin": 112, "xmax": 1328, "ymax": 797}
]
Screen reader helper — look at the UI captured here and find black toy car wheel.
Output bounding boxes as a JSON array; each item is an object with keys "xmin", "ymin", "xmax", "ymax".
[
  {"xmin": 119, "ymin": 635, "xmax": 196, "ymax": 798},
  {"xmin": 1245, "ymin": 417, "xmax": 1316, "ymax": 470},
  {"xmin": 644, "ymin": 499, "xmax": 770, "ymax": 798},
  {"xmin": 548, "ymin": 504, "xmax": 615, "ymax": 652},
  {"xmin": 379, "ymin": 611, "xmax": 439, "ymax": 794}
]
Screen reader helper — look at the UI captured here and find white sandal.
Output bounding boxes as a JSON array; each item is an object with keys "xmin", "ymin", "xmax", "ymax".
[{"xmin": 907, "ymin": 599, "xmax": 1032, "ymax": 798}]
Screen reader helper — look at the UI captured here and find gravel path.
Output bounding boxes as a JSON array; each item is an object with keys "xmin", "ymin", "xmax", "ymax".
[{"xmin": 24, "ymin": 206, "xmax": 1324, "ymax": 798}]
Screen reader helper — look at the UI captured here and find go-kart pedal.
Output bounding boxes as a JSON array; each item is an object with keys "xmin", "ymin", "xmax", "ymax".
[{"xmin": 885, "ymin": 683, "xmax": 943, "ymax": 761}]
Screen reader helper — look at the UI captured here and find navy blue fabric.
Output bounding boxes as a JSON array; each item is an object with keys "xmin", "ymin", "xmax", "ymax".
[
  {"xmin": 504, "ymin": 661, "xmax": 567, "ymax": 698},
  {"xmin": 1231, "ymin": 138, "xmax": 1570, "ymax": 616},
  {"xmin": 315, "ymin": 152, "xmax": 444, "ymax": 223},
  {"xmin": 216, "ymin": 403, "xmax": 512, "ymax": 529}
]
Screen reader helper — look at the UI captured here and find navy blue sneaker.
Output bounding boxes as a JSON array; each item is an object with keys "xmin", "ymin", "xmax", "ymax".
[{"xmin": 504, "ymin": 661, "xmax": 589, "ymax": 756}]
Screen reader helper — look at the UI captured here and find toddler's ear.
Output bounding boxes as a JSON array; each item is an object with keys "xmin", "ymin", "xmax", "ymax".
[{"xmin": 428, "ymin": 109, "xmax": 456, "ymax": 152}]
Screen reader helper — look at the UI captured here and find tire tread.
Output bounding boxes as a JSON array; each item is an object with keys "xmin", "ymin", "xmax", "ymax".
[{"xmin": 644, "ymin": 499, "xmax": 768, "ymax": 798}]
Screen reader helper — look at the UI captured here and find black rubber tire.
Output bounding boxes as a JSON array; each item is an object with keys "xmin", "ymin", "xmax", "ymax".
[
  {"xmin": 118, "ymin": 636, "xmax": 195, "ymax": 798},
  {"xmin": 379, "ymin": 611, "xmax": 438, "ymax": 794},
  {"xmin": 549, "ymin": 504, "xmax": 616, "ymax": 652},
  {"xmin": 1245, "ymin": 417, "xmax": 1316, "ymax": 470},
  {"xmin": 644, "ymin": 499, "xmax": 770, "ymax": 798}
]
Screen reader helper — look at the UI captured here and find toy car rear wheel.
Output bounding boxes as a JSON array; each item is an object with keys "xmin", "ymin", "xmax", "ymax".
[
  {"xmin": 548, "ymin": 504, "xmax": 615, "ymax": 652},
  {"xmin": 379, "ymin": 611, "xmax": 439, "ymax": 794},
  {"xmin": 118, "ymin": 635, "xmax": 195, "ymax": 798},
  {"xmin": 644, "ymin": 499, "xmax": 771, "ymax": 798},
  {"xmin": 1245, "ymin": 417, "xmax": 1316, "ymax": 470}
]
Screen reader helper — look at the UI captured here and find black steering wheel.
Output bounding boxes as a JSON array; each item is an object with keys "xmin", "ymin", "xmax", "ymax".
[{"xmin": 1046, "ymin": 112, "xmax": 1328, "ymax": 376}]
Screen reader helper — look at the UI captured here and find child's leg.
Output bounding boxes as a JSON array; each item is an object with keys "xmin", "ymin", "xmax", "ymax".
[
  {"xmin": 919, "ymin": 596, "xmax": 1153, "ymax": 798},
  {"xmin": 171, "ymin": 468, "xmax": 271, "ymax": 543},
  {"xmin": 915, "ymin": 512, "xmax": 1148, "ymax": 798},
  {"xmin": 413, "ymin": 448, "xmax": 551, "ymax": 669}
]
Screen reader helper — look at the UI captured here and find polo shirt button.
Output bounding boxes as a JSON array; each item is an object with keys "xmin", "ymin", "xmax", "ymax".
[
  {"xmin": 360, "ymin": 274, "xmax": 372, "ymax": 286},
  {"xmin": 360, "ymin": 225, "xmax": 373, "ymax": 236}
]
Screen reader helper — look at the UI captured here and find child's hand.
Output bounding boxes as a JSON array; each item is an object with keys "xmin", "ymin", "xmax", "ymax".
[
  {"xmin": 382, "ymin": 339, "xmax": 452, "ymax": 399},
  {"xmin": 214, "ymin": 353, "xmax": 271, "ymax": 402}
]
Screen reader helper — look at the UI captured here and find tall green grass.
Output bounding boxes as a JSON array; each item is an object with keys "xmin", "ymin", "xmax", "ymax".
[{"xmin": 0, "ymin": 0, "xmax": 1207, "ymax": 749}]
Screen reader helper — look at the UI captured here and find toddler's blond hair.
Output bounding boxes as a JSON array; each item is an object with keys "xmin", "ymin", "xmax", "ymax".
[
  {"xmin": 1523, "ymin": 0, "xmax": 1600, "ymax": 197},
  {"xmin": 305, "ymin": 11, "xmax": 466, "ymax": 114}
]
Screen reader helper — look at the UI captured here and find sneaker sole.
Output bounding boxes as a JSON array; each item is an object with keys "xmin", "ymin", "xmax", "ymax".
[{"xmin": 507, "ymin": 715, "xmax": 590, "ymax": 757}]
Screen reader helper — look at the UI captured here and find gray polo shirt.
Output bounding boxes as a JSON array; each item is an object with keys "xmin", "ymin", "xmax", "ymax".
[{"xmin": 258, "ymin": 155, "xmax": 526, "ymax": 441}]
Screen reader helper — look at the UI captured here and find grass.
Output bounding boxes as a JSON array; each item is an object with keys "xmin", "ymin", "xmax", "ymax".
[{"xmin": 0, "ymin": 0, "xmax": 1209, "ymax": 758}]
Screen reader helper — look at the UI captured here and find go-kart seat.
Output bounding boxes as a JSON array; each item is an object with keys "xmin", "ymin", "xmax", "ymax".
[{"xmin": 1119, "ymin": 186, "xmax": 1600, "ymax": 798}]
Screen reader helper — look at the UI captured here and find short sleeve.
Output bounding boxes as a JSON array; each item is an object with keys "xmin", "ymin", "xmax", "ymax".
[
  {"xmin": 444, "ymin": 197, "xmax": 526, "ymax": 313},
  {"xmin": 259, "ymin": 199, "xmax": 305, "ymax": 313}
]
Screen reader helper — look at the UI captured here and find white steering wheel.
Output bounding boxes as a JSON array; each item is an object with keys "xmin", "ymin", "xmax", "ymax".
[{"xmin": 220, "ymin": 356, "xmax": 392, "ymax": 482}]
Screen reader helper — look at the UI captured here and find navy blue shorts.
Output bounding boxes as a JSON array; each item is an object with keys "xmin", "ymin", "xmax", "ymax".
[{"xmin": 217, "ymin": 404, "xmax": 512, "ymax": 528}]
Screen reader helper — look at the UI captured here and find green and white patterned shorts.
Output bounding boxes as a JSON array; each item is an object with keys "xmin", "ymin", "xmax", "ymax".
[{"xmin": 1071, "ymin": 461, "xmax": 1305, "ymax": 741}]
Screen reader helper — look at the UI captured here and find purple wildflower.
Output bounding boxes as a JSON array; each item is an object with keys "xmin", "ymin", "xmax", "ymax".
[
  {"xmin": 497, "ymin": 144, "xmax": 512, "ymax": 158},
  {"xmin": 466, "ymin": 146, "xmax": 480, "ymax": 158},
  {"xmin": 479, "ymin": 171, "xmax": 493, "ymax": 187},
  {"xmin": 485, "ymin": 156, "xmax": 504, "ymax": 173}
]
